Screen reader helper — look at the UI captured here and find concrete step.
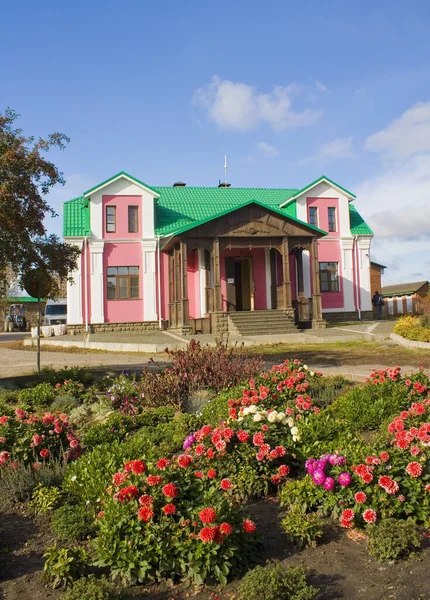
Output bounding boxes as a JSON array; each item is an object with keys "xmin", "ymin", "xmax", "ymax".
[{"xmin": 228, "ymin": 310, "xmax": 298, "ymax": 335}]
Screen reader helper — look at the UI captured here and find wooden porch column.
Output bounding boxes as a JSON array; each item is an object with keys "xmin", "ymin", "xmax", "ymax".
[
  {"xmin": 311, "ymin": 237, "xmax": 324, "ymax": 327},
  {"xmin": 213, "ymin": 237, "xmax": 222, "ymax": 312},
  {"xmin": 281, "ymin": 237, "xmax": 292, "ymax": 310},
  {"xmin": 296, "ymin": 249, "xmax": 304, "ymax": 296},
  {"xmin": 180, "ymin": 240, "xmax": 190, "ymax": 326},
  {"xmin": 168, "ymin": 252, "xmax": 175, "ymax": 327}
]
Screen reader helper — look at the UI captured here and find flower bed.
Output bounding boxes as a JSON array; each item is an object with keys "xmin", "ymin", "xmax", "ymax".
[{"xmin": 394, "ymin": 315, "xmax": 430, "ymax": 343}]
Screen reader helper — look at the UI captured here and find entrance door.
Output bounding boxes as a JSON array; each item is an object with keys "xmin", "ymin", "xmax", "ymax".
[{"xmin": 225, "ymin": 257, "xmax": 253, "ymax": 311}]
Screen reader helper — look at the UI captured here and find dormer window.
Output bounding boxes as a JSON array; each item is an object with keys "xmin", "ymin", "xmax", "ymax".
[
  {"xmin": 308, "ymin": 206, "xmax": 318, "ymax": 227},
  {"xmin": 328, "ymin": 207, "xmax": 337, "ymax": 232},
  {"xmin": 106, "ymin": 206, "xmax": 116, "ymax": 233}
]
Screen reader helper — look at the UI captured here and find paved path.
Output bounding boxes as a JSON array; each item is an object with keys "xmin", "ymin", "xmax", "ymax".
[{"xmin": 0, "ymin": 332, "xmax": 30, "ymax": 343}]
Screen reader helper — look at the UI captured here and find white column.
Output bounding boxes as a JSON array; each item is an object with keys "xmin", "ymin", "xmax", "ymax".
[
  {"xmin": 198, "ymin": 248, "xmax": 206, "ymax": 317},
  {"xmin": 67, "ymin": 241, "xmax": 83, "ymax": 325},
  {"xmin": 358, "ymin": 237, "xmax": 372, "ymax": 311},
  {"xmin": 265, "ymin": 248, "xmax": 272, "ymax": 309},
  {"xmin": 341, "ymin": 239, "xmax": 355, "ymax": 312},
  {"xmin": 89, "ymin": 241, "xmax": 105, "ymax": 323},
  {"xmin": 302, "ymin": 250, "xmax": 311, "ymax": 298},
  {"xmin": 142, "ymin": 240, "xmax": 157, "ymax": 321}
]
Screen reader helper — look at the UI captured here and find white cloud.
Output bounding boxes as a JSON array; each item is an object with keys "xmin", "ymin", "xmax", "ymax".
[
  {"xmin": 316, "ymin": 81, "xmax": 329, "ymax": 93},
  {"xmin": 256, "ymin": 141, "xmax": 279, "ymax": 157},
  {"xmin": 193, "ymin": 76, "xmax": 322, "ymax": 131},
  {"xmin": 298, "ymin": 137, "xmax": 355, "ymax": 165},
  {"xmin": 366, "ymin": 102, "xmax": 430, "ymax": 160}
]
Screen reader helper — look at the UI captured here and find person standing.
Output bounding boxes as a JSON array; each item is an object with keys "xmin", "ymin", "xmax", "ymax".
[{"xmin": 372, "ymin": 291, "xmax": 384, "ymax": 319}]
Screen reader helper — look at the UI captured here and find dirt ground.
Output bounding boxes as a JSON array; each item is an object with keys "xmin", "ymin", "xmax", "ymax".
[{"xmin": 1, "ymin": 498, "xmax": 430, "ymax": 600}]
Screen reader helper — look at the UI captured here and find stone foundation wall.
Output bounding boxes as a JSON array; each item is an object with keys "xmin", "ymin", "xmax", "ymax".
[
  {"xmin": 323, "ymin": 311, "xmax": 373, "ymax": 323},
  {"xmin": 211, "ymin": 312, "xmax": 229, "ymax": 335},
  {"xmin": 68, "ymin": 321, "xmax": 167, "ymax": 334}
]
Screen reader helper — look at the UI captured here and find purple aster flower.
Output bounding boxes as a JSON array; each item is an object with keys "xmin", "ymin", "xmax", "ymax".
[
  {"xmin": 183, "ymin": 434, "xmax": 196, "ymax": 450},
  {"xmin": 316, "ymin": 458, "xmax": 328, "ymax": 471},
  {"xmin": 338, "ymin": 472, "xmax": 352, "ymax": 487},
  {"xmin": 323, "ymin": 476, "xmax": 335, "ymax": 491},
  {"xmin": 328, "ymin": 453, "xmax": 339, "ymax": 466},
  {"xmin": 312, "ymin": 469, "xmax": 326, "ymax": 485}
]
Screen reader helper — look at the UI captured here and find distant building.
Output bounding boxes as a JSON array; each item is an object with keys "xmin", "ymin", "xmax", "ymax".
[
  {"xmin": 370, "ymin": 261, "xmax": 386, "ymax": 318},
  {"xmin": 382, "ymin": 281, "xmax": 429, "ymax": 316},
  {"xmin": 62, "ymin": 172, "xmax": 376, "ymax": 333}
]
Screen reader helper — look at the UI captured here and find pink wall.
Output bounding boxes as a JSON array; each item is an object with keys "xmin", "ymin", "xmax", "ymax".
[
  {"xmin": 103, "ymin": 242, "xmax": 144, "ymax": 322},
  {"xmin": 187, "ymin": 250, "xmax": 200, "ymax": 319},
  {"xmin": 220, "ymin": 248, "xmax": 267, "ymax": 311},
  {"xmin": 317, "ymin": 239, "xmax": 344, "ymax": 309},
  {"xmin": 307, "ymin": 197, "xmax": 339, "ymax": 238},
  {"xmin": 102, "ymin": 195, "xmax": 142, "ymax": 240}
]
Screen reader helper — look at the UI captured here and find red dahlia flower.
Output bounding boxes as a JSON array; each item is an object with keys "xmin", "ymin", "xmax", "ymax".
[
  {"xmin": 138, "ymin": 495, "xmax": 154, "ymax": 505},
  {"xmin": 363, "ymin": 509, "xmax": 377, "ymax": 523},
  {"xmin": 220, "ymin": 522, "xmax": 233, "ymax": 536},
  {"xmin": 199, "ymin": 507, "xmax": 216, "ymax": 524},
  {"xmin": 112, "ymin": 472, "xmax": 127, "ymax": 486},
  {"xmin": 118, "ymin": 485, "xmax": 139, "ymax": 502},
  {"xmin": 243, "ymin": 518, "xmax": 256, "ymax": 533},
  {"xmin": 124, "ymin": 460, "xmax": 146, "ymax": 474},
  {"xmin": 40, "ymin": 449, "xmax": 50, "ymax": 458},
  {"xmin": 341, "ymin": 509, "xmax": 354, "ymax": 522},
  {"xmin": 156, "ymin": 457, "xmax": 170, "ymax": 470},
  {"xmin": 236, "ymin": 430, "xmax": 250, "ymax": 443},
  {"xmin": 354, "ymin": 492, "xmax": 367, "ymax": 504},
  {"xmin": 221, "ymin": 478, "xmax": 232, "ymax": 490},
  {"xmin": 406, "ymin": 462, "xmax": 422, "ymax": 478},
  {"xmin": 162, "ymin": 503, "xmax": 176, "ymax": 515},
  {"xmin": 207, "ymin": 469, "xmax": 217, "ymax": 479},
  {"xmin": 278, "ymin": 465, "xmax": 290, "ymax": 477},
  {"xmin": 146, "ymin": 475, "xmax": 163, "ymax": 486},
  {"xmin": 177, "ymin": 454, "xmax": 193, "ymax": 468},
  {"xmin": 162, "ymin": 483, "xmax": 178, "ymax": 498},
  {"xmin": 194, "ymin": 471, "xmax": 204, "ymax": 479},
  {"xmin": 138, "ymin": 505, "xmax": 154, "ymax": 522},
  {"xmin": 199, "ymin": 526, "xmax": 216, "ymax": 543}
]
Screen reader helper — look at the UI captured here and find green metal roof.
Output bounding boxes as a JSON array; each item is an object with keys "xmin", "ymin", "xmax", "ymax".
[
  {"xmin": 158, "ymin": 198, "xmax": 327, "ymax": 239},
  {"xmin": 7, "ymin": 296, "xmax": 45, "ymax": 303},
  {"xmin": 349, "ymin": 204, "xmax": 373, "ymax": 235},
  {"xmin": 63, "ymin": 196, "xmax": 91, "ymax": 238},
  {"xmin": 62, "ymin": 174, "xmax": 373, "ymax": 239},
  {"xmin": 152, "ymin": 186, "xmax": 299, "ymax": 236}
]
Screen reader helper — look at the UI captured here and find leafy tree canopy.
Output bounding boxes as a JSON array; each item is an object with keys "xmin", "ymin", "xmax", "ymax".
[{"xmin": 0, "ymin": 108, "xmax": 80, "ymax": 293}]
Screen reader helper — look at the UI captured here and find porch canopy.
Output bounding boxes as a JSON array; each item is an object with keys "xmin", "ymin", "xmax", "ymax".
[{"xmin": 161, "ymin": 200, "xmax": 327, "ymax": 329}]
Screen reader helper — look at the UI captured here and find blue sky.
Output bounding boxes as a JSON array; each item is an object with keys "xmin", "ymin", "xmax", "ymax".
[{"xmin": 2, "ymin": 0, "xmax": 430, "ymax": 284}]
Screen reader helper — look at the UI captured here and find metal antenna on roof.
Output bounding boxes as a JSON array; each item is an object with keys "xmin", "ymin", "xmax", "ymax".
[{"xmin": 224, "ymin": 154, "xmax": 227, "ymax": 184}]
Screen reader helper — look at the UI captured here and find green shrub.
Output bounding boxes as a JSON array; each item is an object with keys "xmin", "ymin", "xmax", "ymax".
[
  {"xmin": 29, "ymin": 483, "xmax": 62, "ymax": 515},
  {"xmin": 239, "ymin": 562, "xmax": 318, "ymax": 600},
  {"xmin": 367, "ymin": 518, "xmax": 421, "ymax": 561},
  {"xmin": 43, "ymin": 544, "xmax": 89, "ymax": 588},
  {"xmin": 39, "ymin": 366, "xmax": 94, "ymax": 386},
  {"xmin": 306, "ymin": 375, "xmax": 353, "ymax": 409},
  {"xmin": 281, "ymin": 511, "xmax": 324, "ymax": 548},
  {"xmin": 0, "ymin": 388, "xmax": 19, "ymax": 406},
  {"xmin": 51, "ymin": 504, "xmax": 95, "ymax": 541},
  {"xmin": 0, "ymin": 459, "xmax": 67, "ymax": 504},
  {"xmin": 201, "ymin": 384, "xmax": 245, "ymax": 425},
  {"xmin": 62, "ymin": 575, "xmax": 128, "ymax": 600},
  {"xmin": 394, "ymin": 315, "xmax": 430, "ymax": 343},
  {"xmin": 50, "ymin": 394, "xmax": 80, "ymax": 413},
  {"xmin": 18, "ymin": 382, "xmax": 56, "ymax": 408}
]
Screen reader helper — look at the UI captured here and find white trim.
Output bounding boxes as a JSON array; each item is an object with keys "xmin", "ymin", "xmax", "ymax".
[
  {"xmin": 142, "ymin": 241, "xmax": 157, "ymax": 321},
  {"xmin": 84, "ymin": 174, "xmax": 160, "ymax": 199},
  {"xmin": 280, "ymin": 177, "xmax": 355, "ymax": 208},
  {"xmin": 89, "ymin": 241, "xmax": 105, "ymax": 323},
  {"xmin": 303, "ymin": 250, "xmax": 311, "ymax": 298},
  {"xmin": 265, "ymin": 248, "xmax": 272, "ymax": 309},
  {"xmin": 66, "ymin": 241, "xmax": 84, "ymax": 325}
]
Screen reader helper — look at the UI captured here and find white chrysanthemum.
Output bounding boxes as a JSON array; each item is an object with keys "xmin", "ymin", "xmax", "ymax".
[
  {"xmin": 253, "ymin": 413, "xmax": 263, "ymax": 422},
  {"xmin": 310, "ymin": 371, "xmax": 315, "ymax": 376},
  {"xmin": 292, "ymin": 435, "xmax": 299, "ymax": 442},
  {"xmin": 303, "ymin": 365, "xmax": 308, "ymax": 370},
  {"xmin": 267, "ymin": 411, "xmax": 278, "ymax": 423},
  {"xmin": 290, "ymin": 426, "xmax": 299, "ymax": 436},
  {"xmin": 275, "ymin": 412, "xmax": 285, "ymax": 422},
  {"xmin": 286, "ymin": 418, "xmax": 294, "ymax": 428},
  {"xmin": 242, "ymin": 407, "xmax": 250, "ymax": 416},
  {"xmin": 237, "ymin": 417, "xmax": 243, "ymax": 422},
  {"xmin": 248, "ymin": 405, "xmax": 258, "ymax": 414}
]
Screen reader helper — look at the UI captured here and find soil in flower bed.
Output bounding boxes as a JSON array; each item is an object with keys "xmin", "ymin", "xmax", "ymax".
[{"xmin": 2, "ymin": 500, "xmax": 430, "ymax": 600}]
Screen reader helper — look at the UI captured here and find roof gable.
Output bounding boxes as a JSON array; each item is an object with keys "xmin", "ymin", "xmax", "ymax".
[
  {"xmin": 83, "ymin": 171, "xmax": 160, "ymax": 198},
  {"xmin": 279, "ymin": 175, "xmax": 356, "ymax": 208}
]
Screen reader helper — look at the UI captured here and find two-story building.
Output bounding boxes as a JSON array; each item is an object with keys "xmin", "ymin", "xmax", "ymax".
[{"xmin": 63, "ymin": 172, "xmax": 374, "ymax": 334}]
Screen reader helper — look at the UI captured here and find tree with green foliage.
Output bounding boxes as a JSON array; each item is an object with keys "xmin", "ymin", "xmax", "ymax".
[{"xmin": 0, "ymin": 108, "xmax": 80, "ymax": 293}]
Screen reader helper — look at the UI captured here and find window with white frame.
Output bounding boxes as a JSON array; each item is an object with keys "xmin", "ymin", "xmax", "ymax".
[
  {"xmin": 107, "ymin": 267, "xmax": 139, "ymax": 300},
  {"xmin": 106, "ymin": 206, "xmax": 116, "ymax": 233},
  {"xmin": 319, "ymin": 262, "xmax": 339, "ymax": 292}
]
